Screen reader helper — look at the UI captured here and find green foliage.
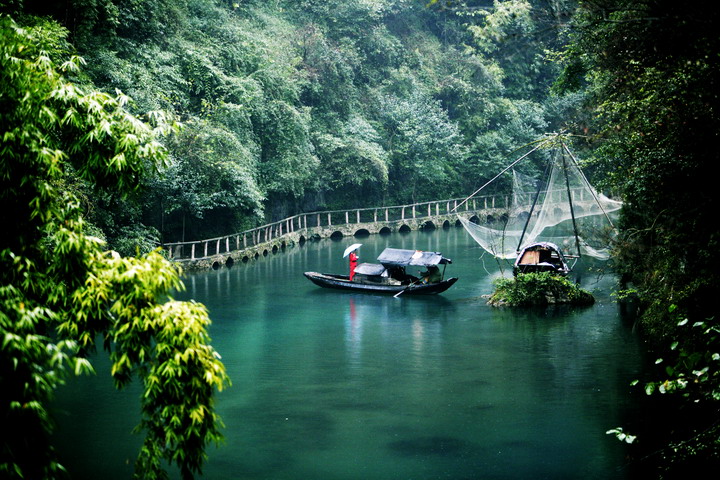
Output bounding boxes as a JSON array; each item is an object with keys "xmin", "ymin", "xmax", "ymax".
[
  {"xmin": 13, "ymin": 0, "xmax": 187, "ymax": 47},
  {"xmin": 0, "ymin": 16, "xmax": 228, "ymax": 479},
  {"xmin": 643, "ymin": 314, "xmax": 720, "ymax": 403},
  {"xmin": 68, "ymin": 251, "xmax": 228, "ymax": 480},
  {"xmin": 557, "ymin": 0, "xmax": 720, "ymax": 335},
  {"xmin": 158, "ymin": 118, "xmax": 265, "ymax": 240},
  {"xmin": 556, "ymin": 1, "xmax": 720, "ymax": 472},
  {"xmin": 314, "ymin": 116, "xmax": 389, "ymax": 208},
  {"xmin": 112, "ymin": 223, "xmax": 163, "ymax": 257},
  {"xmin": 606, "ymin": 427, "xmax": 637, "ymax": 445},
  {"xmin": 6, "ymin": 0, "xmax": 573, "ymax": 238},
  {"xmin": 468, "ymin": 0, "xmax": 534, "ymax": 54},
  {"xmin": 295, "ymin": 24, "xmax": 359, "ymax": 116},
  {"xmin": 255, "ymin": 100, "xmax": 319, "ymax": 199},
  {"xmin": 379, "ymin": 91, "xmax": 467, "ymax": 203},
  {"xmin": 285, "ymin": 0, "xmax": 394, "ymax": 38},
  {"xmin": 465, "ymin": 0, "xmax": 563, "ymax": 99},
  {"xmin": 621, "ymin": 312, "xmax": 720, "ymax": 473},
  {"xmin": 489, "ymin": 272, "xmax": 594, "ymax": 307}
]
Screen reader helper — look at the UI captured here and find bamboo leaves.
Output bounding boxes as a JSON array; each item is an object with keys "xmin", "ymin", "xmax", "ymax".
[{"xmin": 1, "ymin": 16, "xmax": 228, "ymax": 479}]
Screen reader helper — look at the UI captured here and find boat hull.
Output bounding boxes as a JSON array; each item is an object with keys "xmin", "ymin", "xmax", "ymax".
[{"xmin": 303, "ymin": 272, "xmax": 458, "ymax": 295}]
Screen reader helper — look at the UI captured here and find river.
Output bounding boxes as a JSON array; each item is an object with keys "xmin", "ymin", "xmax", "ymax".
[{"xmin": 53, "ymin": 226, "xmax": 648, "ymax": 479}]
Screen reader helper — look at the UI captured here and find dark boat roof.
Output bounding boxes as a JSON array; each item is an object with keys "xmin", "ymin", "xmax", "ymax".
[{"xmin": 377, "ymin": 248, "xmax": 451, "ymax": 267}]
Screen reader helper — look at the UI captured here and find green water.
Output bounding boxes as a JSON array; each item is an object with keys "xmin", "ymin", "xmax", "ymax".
[{"xmin": 54, "ymin": 227, "xmax": 646, "ymax": 479}]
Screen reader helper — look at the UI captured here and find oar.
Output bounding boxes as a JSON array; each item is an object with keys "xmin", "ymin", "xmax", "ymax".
[{"xmin": 394, "ymin": 278, "xmax": 421, "ymax": 298}]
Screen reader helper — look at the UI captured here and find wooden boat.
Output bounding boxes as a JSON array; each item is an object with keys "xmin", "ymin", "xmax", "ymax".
[
  {"xmin": 513, "ymin": 241, "xmax": 571, "ymax": 276},
  {"xmin": 304, "ymin": 247, "xmax": 458, "ymax": 295},
  {"xmin": 303, "ymin": 272, "xmax": 458, "ymax": 295}
]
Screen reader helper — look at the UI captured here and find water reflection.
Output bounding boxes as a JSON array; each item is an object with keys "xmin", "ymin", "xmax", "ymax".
[{"xmin": 345, "ymin": 298, "xmax": 362, "ymax": 370}]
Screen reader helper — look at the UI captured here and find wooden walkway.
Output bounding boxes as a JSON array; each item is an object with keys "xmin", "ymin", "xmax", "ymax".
[{"xmin": 165, "ymin": 194, "xmax": 509, "ymax": 271}]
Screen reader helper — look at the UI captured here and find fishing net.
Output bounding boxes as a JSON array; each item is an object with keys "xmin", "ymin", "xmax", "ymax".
[{"xmin": 459, "ymin": 144, "xmax": 622, "ymax": 260}]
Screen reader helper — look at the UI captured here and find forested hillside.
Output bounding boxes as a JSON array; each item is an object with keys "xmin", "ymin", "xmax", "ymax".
[{"xmin": 7, "ymin": 0, "xmax": 575, "ymax": 248}]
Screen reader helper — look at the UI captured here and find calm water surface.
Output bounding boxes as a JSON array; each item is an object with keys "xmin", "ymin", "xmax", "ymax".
[{"xmin": 54, "ymin": 227, "xmax": 647, "ymax": 479}]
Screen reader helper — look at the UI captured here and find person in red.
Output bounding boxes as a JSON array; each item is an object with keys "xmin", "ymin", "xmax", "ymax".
[{"xmin": 349, "ymin": 250, "xmax": 358, "ymax": 281}]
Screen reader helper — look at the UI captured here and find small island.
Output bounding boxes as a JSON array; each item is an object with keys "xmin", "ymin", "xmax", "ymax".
[{"xmin": 487, "ymin": 272, "xmax": 595, "ymax": 307}]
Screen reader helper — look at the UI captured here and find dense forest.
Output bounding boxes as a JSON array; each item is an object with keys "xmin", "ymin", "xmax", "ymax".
[
  {"xmin": 2, "ymin": 0, "xmax": 719, "ymax": 478},
  {"xmin": 7, "ymin": 0, "xmax": 576, "ymax": 247}
]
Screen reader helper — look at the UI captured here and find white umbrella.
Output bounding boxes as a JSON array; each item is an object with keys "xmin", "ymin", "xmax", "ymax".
[{"xmin": 343, "ymin": 243, "xmax": 362, "ymax": 258}]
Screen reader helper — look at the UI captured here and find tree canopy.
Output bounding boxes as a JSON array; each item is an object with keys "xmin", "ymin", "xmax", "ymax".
[
  {"xmin": 2, "ymin": 0, "xmax": 571, "ymax": 242},
  {"xmin": 0, "ymin": 16, "xmax": 228, "ymax": 479},
  {"xmin": 557, "ymin": 0, "xmax": 720, "ymax": 335},
  {"xmin": 556, "ymin": 0, "xmax": 720, "ymax": 472}
]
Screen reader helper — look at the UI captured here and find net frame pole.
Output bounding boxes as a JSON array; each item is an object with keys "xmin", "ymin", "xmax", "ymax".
[
  {"xmin": 562, "ymin": 150, "xmax": 583, "ymax": 258},
  {"xmin": 515, "ymin": 154, "xmax": 554, "ymax": 253},
  {"xmin": 561, "ymin": 141, "xmax": 616, "ymax": 228}
]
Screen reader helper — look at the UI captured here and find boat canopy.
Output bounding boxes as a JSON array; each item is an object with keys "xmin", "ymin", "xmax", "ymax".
[
  {"xmin": 353, "ymin": 263, "xmax": 387, "ymax": 276},
  {"xmin": 513, "ymin": 241, "xmax": 570, "ymax": 276},
  {"xmin": 377, "ymin": 248, "xmax": 452, "ymax": 267}
]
